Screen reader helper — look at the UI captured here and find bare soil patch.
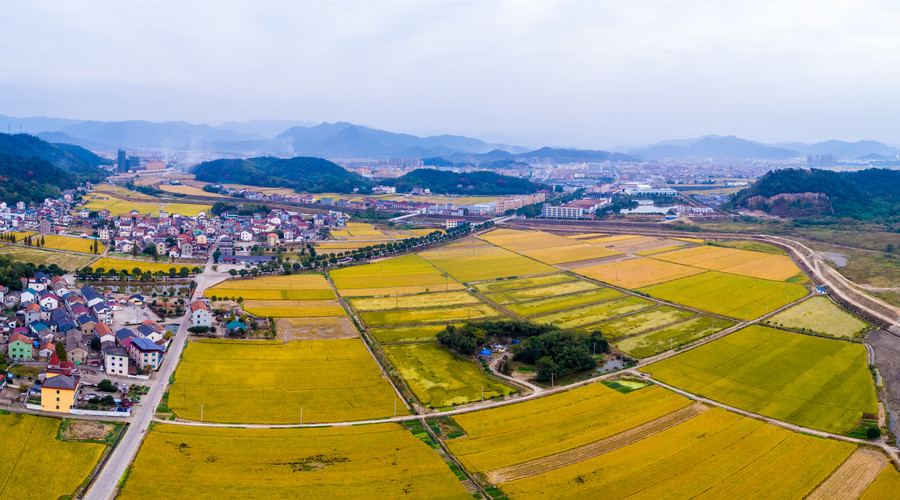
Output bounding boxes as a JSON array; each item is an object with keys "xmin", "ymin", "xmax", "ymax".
[
  {"xmin": 868, "ymin": 329, "xmax": 900, "ymax": 440},
  {"xmin": 66, "ymin": 420, "xmax": 114, "ymax": 441},
  {"xmin": 276, "ymin": 317, "xmax": 357, "ymax": 341}
]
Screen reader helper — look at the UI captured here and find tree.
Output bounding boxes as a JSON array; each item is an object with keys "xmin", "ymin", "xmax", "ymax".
[
  {"xmin": 90, "ymin": 336, "xmax": 101, "ymax": 351},
  {"xmin": 97, "ymin": 379, "xmax": 116, "ymax": 392},
  {"xmin": 55, "ymin": 340, "xmax": 67, "ymax": 361},
  {"xmin": 867, "ymin": 426, "xmax": 882, "ymax": 439},
  {"xmin": 535, "ymin": 356, "xmax": 558, "ymax": 382}
]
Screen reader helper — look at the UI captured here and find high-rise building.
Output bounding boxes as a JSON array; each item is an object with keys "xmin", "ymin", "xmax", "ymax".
[{"xmin": 117, "ymin": 150, "xmax": 127, "ymax": 172}]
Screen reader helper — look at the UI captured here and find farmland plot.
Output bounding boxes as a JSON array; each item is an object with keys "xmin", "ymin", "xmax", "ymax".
[
  {"xmin": 359, "ymin": 303, "xmax": 498, "ymax": 326},
  {"xmin": 479, "ymin": 279, "xmax": 592, "ymax": 301},
  {"xmin": 447, "ymin": 383, "xmax": 691, "ymax": 473},
  {"xmin": 330, "ymin": 254, "xmax": 451, "ymax": 289},
  {"xmin": 90, "ymin": 257, "xmax": 184, "ymax": 274},
  {"xmin": 638, "ymin": 271, "xmax": 808, "ymax": 319},
  {"xmin": 596, "ymin": 306, "xmax": 696, "ymax": 339},
  {"xmin": 420, "ymin": 244, "xmax": 555, "ymax": 282},
  {"xmin": 506, "ymin": 288, "xmax": 623, "ymax": 317},
  {"xmin": 40, "ymin": 234, "xmax": 106, "ymax": 253},
  {"xmin": 479, "ymin": 228, "xmax": 581, "ymax": 251},
  {"xmin": 537, "ymin": 296, "xmax": 654, "ymax": 329},
  {"xmin": 0, "ymin": 246, "xmax": 93, "ymax": 270},
  {"xmin": 645, "ymin": 325, "xmax": 877, "ymax": 433},
  {"xmin": 384, "ymin": 343, "xmax": 516, "ymax": 407},
  {"xmin": 350, "ymin": 291, "xmax": 479, "ymax": 311},
  {"xmin": 615, "ymin": 316, "xmax": 734, "ymax": 358},
  {"xmin": 0, "ymin": 413, "xmax": 105, "ymax": 500},
  {"xmin": 861, "ymin": 465, "xmax": 900, "ymax": 500},
  {"xmin": 369, "ymin": 324, "xmax": 459, "ymax": 342},
  {"xmin": 519, "ymin": 244, "xmax": 621, "ymax": 265},
  {"xmin": 574, "ymin": 257, "xmax": 705, "ymax": 289},
  {"xmin": 120, "ymin": 423, "xmax": 470, "ymax": 499},
  {"xmin": 501, "ymin": 408, "xmax": 854, "ymax": 500},
  {"xmin": 769, "ymin": 296, "xmax": 868, "ymax": 338},
  {"xmin": 168, "ymin": 339, "xmax": 402, "ymax": 423}
]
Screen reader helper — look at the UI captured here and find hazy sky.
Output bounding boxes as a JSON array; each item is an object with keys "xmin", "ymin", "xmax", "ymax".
[{"xmin": 2, "ymin": 1, "xmax": 900, "ymax": 148}]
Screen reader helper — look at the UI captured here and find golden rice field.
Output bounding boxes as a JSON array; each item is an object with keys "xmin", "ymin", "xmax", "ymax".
[
  {"xmin": 574, "ymin": 257, "xmax": 706, "ymax": 289},
  {"xmin": 537, "ymin": 296, "xmax": 655, "ymax": 329},
  {"xmin": 447, "ymin": 383, "xmax": 691, "ymax": 473},
  {"xmin": 39, "ymin": 234, "xmax": 106, "ymax": 253},
  {"xmin": 479, "ymin": 228, "xmax": 581, "ymax": 251},
  {"xmin": 206, "ymin": 288, "xmax": 337, "ymax": 300},
  {"xmin": 566, "ymin": 232, "xmax": 607, "ymax": 239},
  {"xmin": 446, "ymin": 236, "xmax": 490, "ymax": 247},
  {"xmin": 243, "ymin": 304, "xmax": 347, "ymax": 318},
  {"xmin": 92, "ymin": 183, "xmax": 158, "ymax": 199},
  {"xmin": 654, "ymin": 245, "xmax": 802, "ymax": 281},
  {"xmin": 861, "ymin": 466, "xmax": 900, "ymax": 500},
  {"xmin": 158, "ymin": 183, "xmax": 228, "ymax": 197},
  {"xmin": 487, "ymin": 280, "xmax": 601, "ymax": 304},
  {"xmin": 583, "ymin": 234, "xmax": 644, "ymax": 245},
  {"xmin": 350, "ymin": 291, "xmax": 480, "ymax": 311},
  {"xmin": 420, "ymin": 244, "xmax": 556, "ymax": 282},
  {"xmin": 359, "ymin": 303, "xmax": 498, "ymax": 326},
  {"xmin": 615, "ymin": 316, "xmax": 734, "ymax": 358},
  {"xmin": 520, "ymin": 243, "xmax": 621, "ymax": 265},
  {"xmin": 646, "ymin": 325, "xmax": 877, "ymax": 433},
  {"xmin": 474, "ymin": 273, "xmax": 576, "ymax": 294},
  {"xmin": 90, "ymin": 257, "xmax": 186, "ymax": 274},
  {"xmin": 157, "ymin": 202, "xmax": 213, "ymax": 217},
  {"xmin": 597, "ymin": 306, "xmax": 697, "ymax": 339},
  {"xmin": 507, "ymin": 288, "xmax": 624, "ymax": 317},
  {"xmin": 82, "ymin": 197, "xmax": 164, "ymax": 215},
  {"xmin": 635, "ymin": 245, "xmax": 685, "ymax": 256},
  {"xmin": 1, "ymin": 230, "xmax": 35, "ymax": 242},
  {"xmin": 638, "ymin": 271, "xmax": 808, "ymax": 319},
  {"xmin": 369, "ymin": 324, "xmax": 459, "ymax": 342},
  {"xmin": 330, "ymin": 254, "xmax": 452, "ymax": 289},
  {"xmin": 768, "ymin": 296, "xmax": 868, "ymax": 338},
  {"xmin": 208, "ymin": 273, "xmax": 334, "ymax": 290},
  {"xmin": 337, "ymin": 283, "xmax": 466, "ymax": 297},
  {"xmin": 169, "ymin": 339, "xmax": 402, "ymax": 423},
  {"xmin": 0, "ymin": 246, "xmax": 93, "ymax": 270},
  {"xmin": 500, "ymin": 407, "xmax": 855, "ymax": 499},
  {"xmin": 0, "ymin": 413, "xmax": 105, "ymax": 500},
  {"xmin": 384, "ymin": 343, "xmax": 516, "ymax": 407},
  {"xmin": 120, "ymin": 423, "xmax": 470, "ymax": 500}
]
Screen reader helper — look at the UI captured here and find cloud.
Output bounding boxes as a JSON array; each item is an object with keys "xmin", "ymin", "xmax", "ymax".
[{"xmin": 1, "ymin": 0, "xmax": 899, "ymax": 146}]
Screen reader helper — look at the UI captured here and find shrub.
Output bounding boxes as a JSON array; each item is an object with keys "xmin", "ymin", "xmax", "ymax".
[{"xmin": 98, "ymin": 379, "xmax": 116, "ymax": 392}]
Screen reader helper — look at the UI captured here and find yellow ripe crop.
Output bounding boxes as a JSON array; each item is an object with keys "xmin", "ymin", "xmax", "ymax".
[{"xmin": 350, "ymin": 291, "xmax": 479, "ymax": 311}]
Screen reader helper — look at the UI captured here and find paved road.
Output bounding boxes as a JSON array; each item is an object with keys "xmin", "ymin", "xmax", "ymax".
[{"xmin": 84, "ymin": 259, "xmax": 226, "ymax": 500}]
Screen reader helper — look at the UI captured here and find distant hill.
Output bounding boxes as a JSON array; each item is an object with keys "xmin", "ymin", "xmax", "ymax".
[
  {"xmin": 214, "ymin": 119, "xmax": 316, "ymax": 139},
  {"xmin": 192, "ymin": 156, "xmax": 370, "ymax": 194},
  {"xmin": 0, "ymin": 133, "xmax": 109, "ymax": 180},
  {"xmin": 789, "ymin": 140, "xmax": 900, "ymax": 159},
  {"xmin": 629, "ymin": 135, "xmax": 798, "ymax": 160},
  {"xmin": 730, "ymin": 168, "xmax": 900, "ymax": 219},
  {"xmin": 385, "ymin": 168, "xmax": 540, "ymax": 195},
  {"xmin": 515, "ymin": 147, "xmax": 636, "ymax": 163},
  {"xmin": 0, "ymin": 114, "xmax": 83, "ymax": 134},
  {"xmin": 56, "ymin": 120, "xmax": 258, "ymax": 150}
]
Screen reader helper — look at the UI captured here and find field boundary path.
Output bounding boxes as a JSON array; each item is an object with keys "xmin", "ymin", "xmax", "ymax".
[
  {"xmin": 83, "ymin": 257, "xmax": 229, "ymax": 500},
  {"xmin": 484, "ymin": 402, "xmax": 709, "ymax": 483}
]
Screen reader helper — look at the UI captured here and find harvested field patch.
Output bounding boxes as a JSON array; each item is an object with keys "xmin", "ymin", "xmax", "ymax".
[
  {"xmin": 169, "ymin": 339, "xmax": 402, "ymax": 423},
  {"xmin": 537, "ymin": 296, "xmax": 655, "ymax": 329},
  {"xmin": 359, "ymin": 303, "xmax": 498, "ymax": 326},
  {"xmin": 638, "ymin": 271, "xmax": 808, "ymax": 319},
  {"xmin": 384, "ymin": 343, "xmax": 516, "ymax": 407},
  {"xmin": 158, "ymin": 183, "xmax": 227, "ymax": 197},
  {"xmin": 65, "ymin": 420, "xmax": 114, "ymax": 440},
  {"xmin": 645, "ymin": 325, "xmax": 877, "ymax": 434},
  {"xmin": 210, "ymin": 273, "xmax": 333, "ymax": 290},
  {"xmin": 635, "ymin": 245, "xmax": 685, "ymax": 256},
  {"xmin": 768, "ymin": 296, "xmax": 868, "ymax": 338},
  {"xmin": 243, "ymin": 305, "xmax": 347, "ymax": 318},
  {"xmin": 806, "ymin": 448, "xmax": 888, "ymax": 500},
  {"xmin": 447, "ymin": 384, "xmax": 691, "ymax": 473},
  {"xmin": 597, "ymin": 306, "xmax": 696, "ymax": 339},
  {"xmin": 474, "ymin": 273, "xmax": 575, "ymax": 293},
  {"xmin": 507, "ymin": 288, "xmax": 623, "ymax": 317},
  {"xmin": 276, "ymin": 317, "xmax": 357, "ymax": 340},
  {"xmin": 583, "ymin": 234, "xmax": 643, "ymax": 244},
  {"xmin": 350, "ymin": 291, "xmax": 479, "ymax": 311},
  {"xmin": 861, "ymin": 464, "xmax": 900, "ymax": 500},
  {"xmin": 121, "ymin": 423, "xmax": 470, "ymax": 499},
  {"xmin": 615, "ymin": 316, "xmax": 734, "ymax": 358},
  {"xmin": 574, "ymin": 257, "xmax": 705, "ymax": 289},
  {"xmin": 420, "ymin": 244, "xmax": 555, "ymax": 282},
  {"xmin": 709, "ymin": 240, "xmax": 787, "ymax": 254},
  {"xmin": 501, "ymin": 407, "xmax": 854, "ymax": 499}
]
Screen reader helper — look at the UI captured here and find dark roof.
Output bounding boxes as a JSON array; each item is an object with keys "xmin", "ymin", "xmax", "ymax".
[
  {"xmin": 115, "ymin": 328, "xmax": 135, "ymax": 341},
  {"xmin": 42, "ymin": 374, "xmax": 79, "ymax": 390},
  {"xmin": 131, "ymin": 337, "xmax": 165, "ymax": 352},
  {"xmin": 137, "ymin": 324, "xmax": 155, "ymax": 336},
  {"xmin": 103, "ymin": 346, "xmax": 128, "ymax": 357}
]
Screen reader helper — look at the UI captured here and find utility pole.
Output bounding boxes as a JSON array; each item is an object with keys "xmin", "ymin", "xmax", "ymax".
[
  {"xmin": 481, "ymin": 386, "xmax": 484, "ymax": 402},
  {"xmin": 301, "ymin": 407, "xmax": 303, "ymax": 424},
  {"xmin": 200, "ymin": 404, "xmax": 203, "ymax": 423},
  {"xmin": 551, "ymin": 373, "xmax": 555, "ymax": 388}
]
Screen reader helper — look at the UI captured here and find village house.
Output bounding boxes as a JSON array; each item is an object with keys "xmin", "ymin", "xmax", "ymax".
[
  {"xmin": 104, "ymin": 345, "xmax": 130, "ymax": 376},
  {"xmin": 40, "ymin": 373, "xmax": 80, "ymax": 413},
  {"xmin": 190, "ymin": 300, "xmax": 212, "ymax": 327},
  {"xmin": 128, "ymin": 337, "xmax": 164, "ymax": 370}
]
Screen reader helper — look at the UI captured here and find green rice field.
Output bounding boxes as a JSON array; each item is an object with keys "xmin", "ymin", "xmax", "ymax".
[
  {"xmin": 537, "ymin": 296, "xmax": 655, "ymax": 329},
  {"xmin": 359, "ymin": 303, "xmax": 498, "ymax": 326},
  {"xmin": 615, "ymin": 316, "xmax": 735, "ymax": 358},
  {"xmin": 768, "ymin": 296, "xmax": 868, "ymax": 338},
  {"xmin": 506, "ymin": 288, "xmax": 623, "ymax": 317},
  {"xmin": 645, "ymin": 325, "xmax": 877, "ymax": 433},
  {"xmin": 596, "ymin": 306, "xmax": 697, "ymax": 339}
]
